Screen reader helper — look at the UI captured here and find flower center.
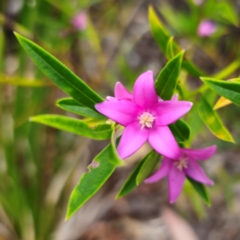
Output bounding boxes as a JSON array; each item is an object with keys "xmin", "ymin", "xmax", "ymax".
[
  {"xmin": 174, "ymin": 157, "xmax": 188, "ymax": 171},
  {"xmin": 138, "ymin": 112, "xmax": 155, "ymax": 129}
]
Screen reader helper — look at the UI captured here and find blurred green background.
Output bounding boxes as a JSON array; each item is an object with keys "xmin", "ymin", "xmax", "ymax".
[{"xmin": 1, "ymin": 0, "xmax": 240, "ymax": 239}]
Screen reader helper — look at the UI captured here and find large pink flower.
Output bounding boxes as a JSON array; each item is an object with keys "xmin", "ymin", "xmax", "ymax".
[
  {"xmin": 95, "ymin": 71, "xmax": 193, "ymax": 159},
  {"xmin": 145, "ymin": 145, "xmax": 217, "ymax": 203}
]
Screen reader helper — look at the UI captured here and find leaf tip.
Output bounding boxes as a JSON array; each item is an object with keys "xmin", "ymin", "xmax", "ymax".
[
  {"xmin": 115, "ymin": 193, "xmax": 121, "ymax": 200},
  {"xmin": 65, "ymin": 211, "xmax": 72, "ymax": 221},
  {"xmin": 13, "ymin": 32, "xmax": 22, "ymax": 41},
  {"xmin": 180, "ymin": 49, "xmax": 185, "ymax": 54},
  {"xmin": 148, "ymin": 4, "xmax": 154, "ymax": 11}
]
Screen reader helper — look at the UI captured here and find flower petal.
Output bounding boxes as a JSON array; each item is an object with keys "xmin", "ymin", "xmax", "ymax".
[
  {"xmin": 145, "ymin": 157, "xmax": 171, "ymax": 183},
  {"xmin": 153, "ymin": 101, "xmax": 193, "ymax": 125},
  {"xmin": 117, "ymin": 122, "xmax": 149, "ymax": 159},
  {"xmin": 168, "ymin": 165, "xmax": 185, "ymax": 203},
  {"xmin": 148, "ymin": 126, "xmax": 181, "ymax": 159},
  {"xmin": 95, "ymin": 100, "xmax": 139, "ymax": 126},
  {"xmin": 114, "ymin": 82, "xmax": 133, "ymax": 100},
  {"xmin": 171, "ymin": 94, "xmax": 178, "ymax": 101},
  {"xmin": 133, "ymin": 70, "xmax": 158, "ymax": 109},
  {"xmin": 182, "ymin": 145, "xmax": 217, "ymax": 161},
  {"xmin": 186, "ymin": 159, "xmax": 214, "ymax": 185}
]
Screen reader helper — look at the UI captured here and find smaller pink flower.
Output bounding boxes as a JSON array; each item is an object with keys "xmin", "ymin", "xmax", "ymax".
[
  {"xmin": 197, "ymin": 20, "xmax": 217, "ymax": 37},
  {"xmin": 145, "ymin": 145, "xmax": 217, "ymax": 203},
  {"xmin": 72, "ymin": 12, "xmax": 87, "ymax": 31}
]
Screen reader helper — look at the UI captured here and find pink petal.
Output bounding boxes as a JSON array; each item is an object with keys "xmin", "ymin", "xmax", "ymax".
[
  {"xmin": 148, "ymin": 126, "xmax": 181, "ymax": 159},
  {"xmin": 171, "ymin": 94, "xmax": 178, "ymax": 101},
  {"xmin": 114, "ymin": 82, "xmax": 133, "ymax": 101},
  {"xmin": 153, "ymin": 101, "xmax": 193, "ymax": 126},
  {"xmin": 133, "ymin": 71, "xmax": 158, "ymax": 109},
  {"xmin": 95, "ymin": 100, "xmax": 139, "ymax": 126},
  {"xmin": 117, "ymin": 122, "xmax": 149, "ymax": 159},
  {"xmin": 145, "ymin": 157, "xmax": 171, "ymax": 183},
  {"xmin": 186, "ymin": 160, "xmax": 214, "ymax": 185},
  {"xmin": 168, "ymin": 165, "xmax": 186, "ymax": 203},
  {"xmin": 106, "ymin": 96, "xmax": 118, "ymax": 101},
  {"xmin": 182, "ymin": 145, "xmax": 217, "ymax": 161}
]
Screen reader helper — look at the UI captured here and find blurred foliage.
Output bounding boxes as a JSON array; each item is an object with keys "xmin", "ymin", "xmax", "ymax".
[{"xmin": 1, "ymin": 0, "xmax": 240, "ymax": 239}]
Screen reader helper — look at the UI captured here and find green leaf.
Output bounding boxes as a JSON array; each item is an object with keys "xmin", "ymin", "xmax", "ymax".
[
  {"xmin": 215, "ymin": 2, "xmax": 238, "ymax": 26},
  {"xmin": 212, "ymin": 60, "xmax": 240, "ymax": 79},
  {"xmin": 166, "ymin": 37, "xmax": 174, "ymax": 59},
  {"xmin": 148, "ymin": 6, "xmax": 205, "ymax": 78},
  {"xmin": 116, "ymin": 161, "xmax": 144, "ymax": 198},
  {"xmin": 186, "ymin": 104, "xmax": 203, "ymax": 142},
  {"xmin": 116, "ymin": 151, "xmax": 158, "ymax": 198},
  {"xmin": 201, "ymin": 77, "xmax": 240, "ymax": 106},
  {"xmin": 14, "ymin": 33, "xmax": 103, "ymax": 110},
  {"xmin": 148, "ymin": 5, "xmax": 171, "ymax": 55},
  {"xmin": 136, "ymin": 151, "xmax": 159, "ymax": 185},
  {"xmin": 66, "ymin": 140, "xmax": 121, "ymax": 219},
  {"xmin": 30, "ymin": 114, "xmax": 112, "ymax": 140},
  {"xmin": 0, "ymin": 74, "xmax": 52, "ymax": 87},
  {"xmin": 181, "ymin": 60, "xmax": 205, "ymax": 77},
  {"xmin": 187, "ymin": 177, "xmax": 211, "ymax": 205},
  {"xmin": 197, "ymin": 96, "xmax": 234, "ymax": 143},
  {"xmin": 57, "ymin": 98, "xmax": 106, "ymax": 120},
  {"xmin": 155, "ymin": 51, "xmax": 184, "ymax": 100},
  {"xmin": 169, "ymin": 119, "xmax": 191, "ymax": 143}
]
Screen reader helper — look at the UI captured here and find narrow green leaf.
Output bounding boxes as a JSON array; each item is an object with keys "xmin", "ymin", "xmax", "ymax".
[
  {"xmin": 110, "ymin": 126, "xmax": 123, "ymax": 165},
  {"xmin": 136, "ymin": 151, "xmax": 159, "ymax": 185},
  {"xmin": 57, "ymin": 98, "xmax": 106, "ymax": 120},
  {"xmin": 14, "ymin": 32, "xmax": 103, "ymax": 110},
  {"xmin": 198, "ymin": 96, "xmax": 234, "ymax": 143},
  {"xmin": 148, "ymin": 5, "xmax": 171, "ymax": 55},
  {"xmin": 116, "ymin": 162, "xmax": 143, "ymax": 198},
  {"xmin": 169, "ymin": 119, "xmax": 191, "ymax": 142},
  {"xmin": 30, "ymin": 114, "xmax": 112, "ymax": 140},
  {"xmin": 0, "ymin": 74, "xmax": 52, "ymax": 87},
  {"xmin": 181, "ymin": 60, "xmax": 205, "ymax": 77},
  {"xmin": 116, "ymin": 151, "xmax": 158, "ymax": 198},
  {"xmin": 215, "ymin": 2, "xmax": 238, "ymax": 26},
  {"xmin": 201, "ymin": 77, "xmax": 240, "ymax": 106},
  {"xmin": 187, "ymin": 177, "xmax": 211, "ymax": 205},
  {"xmin": 186, "ymin": 104, "xmax": 203, "ymax": 142},
  {"xmin": 212, "ymin": 60, "xmax": 240, "ymax": 79},
  {"xmin": 66, "ymin": 141, "xmax": 121, "ymax": 219},
  {"xmin": 166, "ymin": 37, "xmax": 174, "ymax": 59},
  {"xmin": 155, "ymin": 51, "xmax": 184, "ymax": 100},
  {"xmin": 148, "ymin": 6, "xmax": 205, "ymax": 77}
]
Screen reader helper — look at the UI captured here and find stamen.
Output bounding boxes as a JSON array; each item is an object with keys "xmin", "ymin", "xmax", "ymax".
[
  {"xmin": 138, "ymin": 112, "xmax": 155, "ymax": 129},
  {"xmin": 174, "ymin": 157, "xmax": 188, "ymax": 171}
]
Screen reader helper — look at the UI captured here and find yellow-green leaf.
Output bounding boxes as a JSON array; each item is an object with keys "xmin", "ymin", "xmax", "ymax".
[{"xmin": 198, "ymin": 96, "xmax": 234, "ymax": 143}]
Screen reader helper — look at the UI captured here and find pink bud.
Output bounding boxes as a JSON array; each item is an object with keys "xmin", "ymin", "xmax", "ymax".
[
  {"xmin": 72, "ymin": 12, "xmax": 87, "ymax": 31},
  {"xmin": 197, "ymin": 20, "xmax": 217, "ymax": 37}
]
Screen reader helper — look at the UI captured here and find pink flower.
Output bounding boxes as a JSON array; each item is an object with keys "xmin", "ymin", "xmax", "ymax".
[
  {"xmin": 72, "ymin": 12, "xmax": 87, "ymax": 31},
  {"xmin": 95, "ymin": 71, "xmax": 193, "ymax": 159},
  {"xmin": 197, "ymin": 20, "xmax": 217, "ymax": 37},
  {"xmin": 145, "ymin": 145, "xmax": 217, "ymax": 203}
]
